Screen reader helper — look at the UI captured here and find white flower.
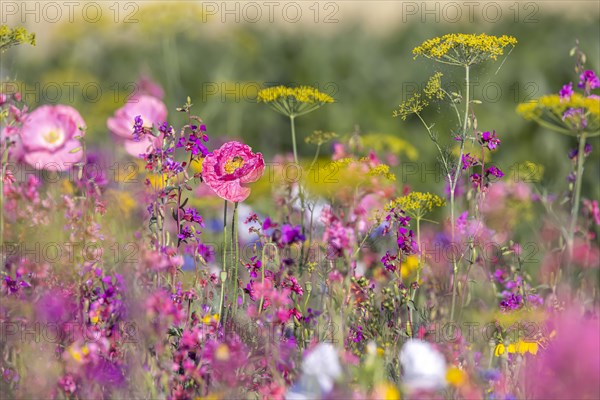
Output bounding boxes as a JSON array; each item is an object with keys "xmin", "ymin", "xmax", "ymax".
[
  {"xmin": 399, "ymin": 339, "xmax": 447, "ymax": 391},
  {"xmin": 302, "ymin": 343, "xmax": 342, "ymax": 392},
  {"xmin": 286, "ymin": 343, "xmax": 342, "ymax": 399}
]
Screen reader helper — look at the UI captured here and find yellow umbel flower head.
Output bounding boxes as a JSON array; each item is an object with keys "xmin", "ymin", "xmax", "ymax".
[
  {"xmin": 389, "ymin": 192, "xmax": 446, "ymax": 219},
  {"xmin": 0, "ymin": 25, "xmax": 36, "ymax": 52},
  {"xmin": 393, "ymin": 73, "xmax": 445, "ymax": 119},
  {"xmin": 413, "ymin": 33, "xmax": 517, "ymax": 66},
  {"xmin": 517, "ymin": 93, "xmax": 600, "ymax": 136},
  {"xmin": 257, "ymin": 85, "xmax": 334, "ymax": 117}
]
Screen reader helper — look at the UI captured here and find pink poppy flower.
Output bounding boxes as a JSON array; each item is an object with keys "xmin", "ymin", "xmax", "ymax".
[
  {"xmin": 18, "ymin": 105, "xmax": 85, "ymax": 171},
  {"xmin": 107, "ymin": 95, "xmax": 167, "ymax": 157},
  {"xmin": 202, "ymin": 141, "xmax": 264, "ymax": 202}
]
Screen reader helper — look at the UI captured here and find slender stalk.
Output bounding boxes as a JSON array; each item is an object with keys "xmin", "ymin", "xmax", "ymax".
[
  {"xmin": 232, "ymin": 202, "xmax": 239, "ymax": 316},
  {"xmin": 289, "ymin": 115, "xmax": 298, "ymax": 165},
  {"xmin": 450, "ymin": 64, "xmax": 470, "ymax": 322},
  {"xmin": 289, "ymin": 114, "xmax": 308, "ymax": 274},
  {"xmin": 409, "ymin": 216, "xmax": 422, "ymax": 336},
  {"xmin": 221, "ymin": 200, "xmax": 228, "ymax": 323},
  {"xmin": 568, "ymin": 132, "xmax": 587, "ymax": 267},
  {"xmin": 0, "ymin": 146, "xmax": 8, "ymax": 267}
]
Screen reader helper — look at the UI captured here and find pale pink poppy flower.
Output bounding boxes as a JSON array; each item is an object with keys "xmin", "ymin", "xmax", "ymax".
[
  {"xmin": 132, "ymin": 74, "xmax": 165, "ymax": 100},
  {"xmin": 18, "ymin": 105, "xmax": 85, "ymax": 171},
  {"xmin": 202, "ymin": 141, "xmax": 264, "ymax": 203},
  {"xmin": 107, "ymin": 95, "xmax": 167, "ymax": 157}
]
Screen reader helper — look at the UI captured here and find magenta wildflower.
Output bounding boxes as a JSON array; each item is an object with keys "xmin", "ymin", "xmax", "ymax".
[
  {"xmin": 559, "ymin": 82, "xmax": 574, "ymax": 99},
  {"xmin": 284, "ymin": 276, "xmax": 304, "ymax": 296},
  {"xmin": 281, "ymin": 224, "xmax": 305, "ymax": 245},
  {"xmin": 245, "ymin": 256, "xmax": 262, "ymax": 279},
  {"xmin": 381, "ymin": 251, "xmax": 398, "ymax": 272},
  {"xmin": 461, "ymin": 153, "xmax": 478, "ymax": 170},
  {"xmin": 499, "ymin": 293, "xmax": 523, "ymax": 312},
  {"xmin": 486, "ymin": 165, "xmax": 504, "ymax": 178},
  {"xmin": 480, "ymin": 130, "xmax": 500, "ymax": 150},
  {"xmin": 578, "ymin": 69, "xmax": 600, "ymax": 89}
]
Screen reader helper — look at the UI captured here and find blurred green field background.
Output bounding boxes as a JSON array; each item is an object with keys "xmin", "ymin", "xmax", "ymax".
[{"xmin": 2, "ymin": 1, "xmax": 599, "ymax": 197}]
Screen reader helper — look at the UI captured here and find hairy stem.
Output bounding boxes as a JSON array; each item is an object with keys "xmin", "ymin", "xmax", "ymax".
[
  {"xmin": 221, "ymin": 200, "xmax": 228, "ymax": 323},
  {"xmin": 232, "ymin": 202, "xmax": 239, "ymax": 316}
]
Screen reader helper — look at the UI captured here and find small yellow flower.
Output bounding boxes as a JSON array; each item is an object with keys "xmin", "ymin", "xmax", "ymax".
[
  {"xmin": 68, "ymin": 345, "xmax": 89, "ymax": 363},
  {"xmin": 107, "ymin": 189, "xmax": 137, "ymax": 217},
  {"xmin": 372, "ymin": 383, "xmax": 401, "ymax": 400},
  {"xmin": 494, "ymin": 343, "xmax": 505, "ymax": 357},
  {"xmin": 61, "ymin": 179, "xmax": 74, "ymax": 195},
  {"xmin": 401, "ymin": 255, "xmax": 419, "ymax": 279},
  {"xmin": 446, "ymin": 366, "xmax": 466, "ymax": 387},
  {"xmin": 495, "ymin": 340, "xmax": 540, "ymax": 357},
  {"xmin": 215, "ymin": 344, "xmax": 230, "ymax": 361},
  {"xmin": 202, "ymin": 313, "xmax": 220, "ymax": 325}
]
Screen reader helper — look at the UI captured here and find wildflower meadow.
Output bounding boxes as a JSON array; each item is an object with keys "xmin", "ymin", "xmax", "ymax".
[{"xmin": 1, "ymin": 2, "xmax": 599, "ymax": 400}]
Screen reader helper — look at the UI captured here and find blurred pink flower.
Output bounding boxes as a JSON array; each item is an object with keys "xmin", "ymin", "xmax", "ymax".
[
  {"xmin": 133, "ymin": 74, "xmax": 165, "ymax": 100},
  {"xmin": 572, "ymin": 239, "xmax": 600, "ymax": 268},
  {"xmin": 19, "ymin": 105, "xmax": 85, "ymax": 171},
  {"xmin": 202, "ymin": 141, "xmax": 264, "ymax": 202},
  {"xmin": 107, "ymin": 95, "xmax": 167, "ymax": 157},
  {"xmin": 526, "ymin": 307, "xmax": 600, "ymax": 399}
]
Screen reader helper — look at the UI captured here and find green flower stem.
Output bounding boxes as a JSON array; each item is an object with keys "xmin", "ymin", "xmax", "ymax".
[
  {"xmin": 231, "ymin": 202, "xmax": 239, "ymax": 317},
  {"xmin": 289, "ymin": 114, "xmax": 308, "ymax": 274},
  {"xmin": 289, "ymin": 115, "xmax": 298, "ymax": 166},
  {"xmin": 409, "ymin": 216, "xmax": 422, "ymax": 336},
  {"xmin": 258, "ymin": 242, "xmax": 278, "ymax": 313},
  {"xmin": 450, "ymin": 64, "xmax": 470, "ymax": 322},
  {"xmin": 568, "ymin": 132, "xmax": 587, "ymax": 267},
  {"xmin": 221, "ymin": 200, "xmax": 228, "ymax": 324},
  {"xmin": 0, "ymin": 145, "xmax": 9, "ymax": 267}
]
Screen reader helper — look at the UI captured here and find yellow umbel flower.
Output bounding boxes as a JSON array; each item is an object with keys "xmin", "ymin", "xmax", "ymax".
[
  {"xmin": 257, "ymin": 85, "xmax": 334, "ymax": 117},
  {"xmin": 517, "ymin": 93, "xmax": 600, "ymax": 136},
  {"xmin": 393, "ymin": 93, "xmax": 428, "ymax": 120},
  {"xmin": 360, "ymin": 134, "xmax": 419, "ymax": 160},
  {"xmin": 389, "ymin": 192, "xmax": 446, "ymax": 218},
  {"xmin": 424, "ymin": 72, "xmax": 445, "ymax": 100},
  {"xmin": 0, "ymin": 25, "xmax": 36, "ymax": 52},
  {"xmin": 413, "ymin": 33, "xmax": 517, "ymax": 66},
  {"xmin": 393, "ymin": 73, "xmax": 445, "ymax": 119}
]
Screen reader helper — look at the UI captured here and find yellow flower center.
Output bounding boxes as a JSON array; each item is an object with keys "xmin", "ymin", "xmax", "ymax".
[
  {"xmin": 224, "ymin": 156, "xmax": 244, "ymax": 174},
  {"xmin": 43, "ymin": 129, "xmax": 65, "ymax": 146}
]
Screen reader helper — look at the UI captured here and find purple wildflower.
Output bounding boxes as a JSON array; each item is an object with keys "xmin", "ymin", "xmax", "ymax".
[
  {"xmin": 559, "ymin": 82, "xmax": 574, "ymax": 100},
  {"xmin": 245, "ymin": 256, "xmax": 262, "ymax": 279},
  {"xmin": 281, "ymin": 224, "xmax": 305, "ymax": 245},
  {"xmin": 486, "ymin": 165, "xmax": 504, "ymax": 178},
  {"xmin": 462, "ymin": 153, "xmax": 478, "ymax": 170},
  {"xmin": 578, "ymin": 70, "xmax": 600, "ymax": 89},
  {"xmin": 480, "ymin": 130, "xmax": 501, "ymax": 150},
  {"xmin": 381, "ymin": 251, "xmax": 397, "ymax": 272},
  {"xmin": 499, "ymin": 293, "xmax": 523, "ymax": 312}
]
